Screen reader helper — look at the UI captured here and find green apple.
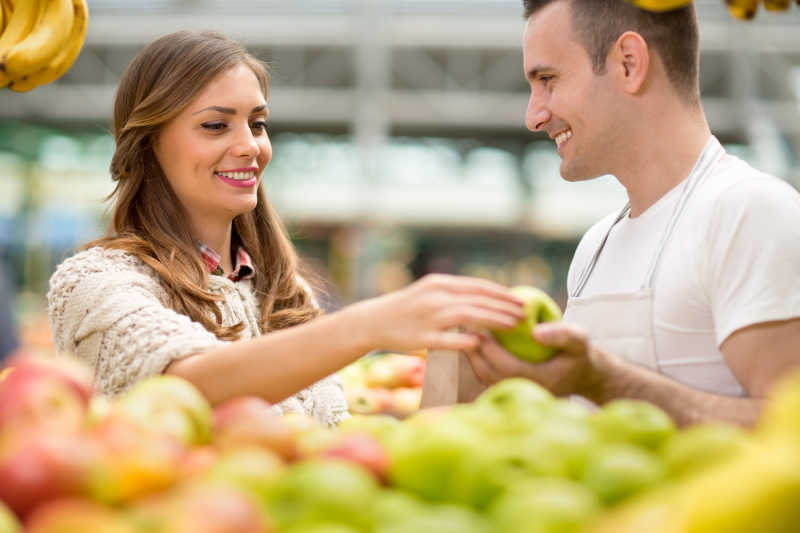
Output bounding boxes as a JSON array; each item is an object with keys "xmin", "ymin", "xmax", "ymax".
[
  {"xmin": 0, "ymin": 500, "xmax": 21, "ymax": 533},
  {"xmin": 376, "ymin": 502, "xmax": 491, "ymax": 533},
  {"xmin": 489, "ymin": 477, "xmax": 601, "ymax": 533},
  {"xmin": 336, "ymin": 414, "xmax": 400, "ymax": 443},
  {"xmin": 116, "ymin": 375, "xmax": 213, "ymax": 446},
  {"xmin": 285, "ymin": 525, "xmax": 360, "ymax": 533},
  {"xmin": 386, "ymin": 418, "xmax": 482, "ymax": 504},
  {"xmin": 264, "ymin": 459, "xmax": 379, "ymax": 531},
  {"xmin": 475, "ymin": 378, "xmax": 554, "ymax": 414},
  {"xmin": 204, "ymin": 447, "xmax": 286, "ymax": 504},
  {"xmin": 580, "ymin": 443, "xmax": 667, "ymax": 506},
  {"xmin": 661, "ymin": 423, "xmax": 748, "ymax": 479},
  {"xmin": 491, "ymin": 286, "xmax": 562, "ymax": 362},
  {"xmin": 590, "ymin": 399, "xmax": 676, "ymax": 451}
]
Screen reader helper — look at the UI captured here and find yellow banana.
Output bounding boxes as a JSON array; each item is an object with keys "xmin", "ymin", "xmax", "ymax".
[
  {"xmin": 1, "ymin": 0, "xmax": 73, "ymax": 80},
  {"xmin": 763, "ymin": 0, "xmax": 791, "ymax": 10},
  {"xmin": 726, "ymin": 0, "xmax": 759, "ymax": 19},
  {"xmin": 0, "ymin": 0, "xmax": 40, "ymax": 88},
  {"xmin": 9, "ymin": 0, "xmax": 87, "ymax": 92},
  {"xmin": 628, "ymin": 0, "xmax": 692, "ymax": 12},
  {"xmin": 0, "ymin": 1, "xmax": 5, "ymax": 35}
]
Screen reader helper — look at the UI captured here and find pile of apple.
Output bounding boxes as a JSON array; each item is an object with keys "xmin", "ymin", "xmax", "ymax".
[
  {"xmin": 339, "ymin": 353, "xmax": 425, "ymax": 418},
  {"xmin": 3, "ymin": 353, "xmax": 800, "ymax": 533}
]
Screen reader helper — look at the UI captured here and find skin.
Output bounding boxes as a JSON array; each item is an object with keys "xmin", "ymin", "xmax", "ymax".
[
  {"xmin": 464, "ymin": 1, "xmax": 800, "ymax": 427},
  {"xmin": 159, "ymin": 63, "xmax": 526, "ymax": 405}
]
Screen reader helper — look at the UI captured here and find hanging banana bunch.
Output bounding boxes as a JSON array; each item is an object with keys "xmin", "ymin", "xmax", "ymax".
[
  {"xmin": 0, "ymin": 0, "xmax": 89, "ymax": 92},
  {"xmin": 627, "ymin": 0, "xmax": 798, "ymax": 19}
]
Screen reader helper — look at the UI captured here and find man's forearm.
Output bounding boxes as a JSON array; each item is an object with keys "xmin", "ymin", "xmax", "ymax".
[{"xmin": 586, "ymin": 349, "xmax": 763, "ymax": 427}]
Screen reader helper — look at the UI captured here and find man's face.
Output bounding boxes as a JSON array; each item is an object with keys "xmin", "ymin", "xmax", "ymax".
[{"xmin": 523, "ymin": 1, "xmax": 618, "ymax": 181}]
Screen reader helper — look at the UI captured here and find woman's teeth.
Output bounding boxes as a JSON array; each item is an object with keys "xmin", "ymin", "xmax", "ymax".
[{"xmin": 216, "ymin": 171, "xmax": 255, "ymax": 181}]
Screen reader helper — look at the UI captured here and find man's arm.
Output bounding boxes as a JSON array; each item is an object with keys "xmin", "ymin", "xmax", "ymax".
[{"xmin": 464, "ymin": 318, "xmax": 800, "ymax": 427}]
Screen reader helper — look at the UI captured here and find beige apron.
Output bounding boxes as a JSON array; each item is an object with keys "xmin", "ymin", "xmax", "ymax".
[{"xmin": 563, "ymin": 137, "xmax": 725, "ymax": 371}]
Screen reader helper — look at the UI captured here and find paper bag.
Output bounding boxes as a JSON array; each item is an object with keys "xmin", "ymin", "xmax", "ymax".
[{"xmin": 420, "ymin": 349, "xmax": 487, "ymax": 408}]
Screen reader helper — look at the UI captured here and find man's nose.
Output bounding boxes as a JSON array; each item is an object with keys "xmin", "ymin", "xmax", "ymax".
[{"xmin": 525, "ymin": 91, "xmax": 550, "ymax": 132}]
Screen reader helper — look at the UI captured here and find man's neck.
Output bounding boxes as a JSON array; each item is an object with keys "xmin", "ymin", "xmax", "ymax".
[{"xmin": 616, "ymin": 106, "xmax": 712, "ymax": 218}]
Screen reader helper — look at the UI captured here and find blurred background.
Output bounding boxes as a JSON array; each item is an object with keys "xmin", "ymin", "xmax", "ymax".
[{"xmin": 1, "ymin": 0, "xmax": 800, "ymax": 357}]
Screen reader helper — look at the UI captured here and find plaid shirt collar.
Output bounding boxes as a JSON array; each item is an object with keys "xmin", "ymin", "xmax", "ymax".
[{"xmin": 198, "ymin": 242, "xmax": 255, "ymax": 282}]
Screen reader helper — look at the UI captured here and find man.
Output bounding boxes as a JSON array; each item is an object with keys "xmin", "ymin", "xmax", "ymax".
[{"xmin": 464, "ymin": 0, "xmax": 800, "ymax": 426}]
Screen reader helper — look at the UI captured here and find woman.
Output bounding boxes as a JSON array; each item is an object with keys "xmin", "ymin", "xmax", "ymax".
[{"xmin": 47, "ymin": 31, "xmax": 523, "ymax": 427}]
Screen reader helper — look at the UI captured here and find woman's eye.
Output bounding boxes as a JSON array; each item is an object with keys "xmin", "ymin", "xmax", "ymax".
[
  {"xmin": 202, "ymin": 122, "xmax": 226, "ymax": 131},
  {"xmin": 251, "ymin": 120, "xmax": 268, "ymax": 131}
]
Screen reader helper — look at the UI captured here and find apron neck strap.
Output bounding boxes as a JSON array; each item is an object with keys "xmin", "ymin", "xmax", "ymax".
[{"xmin": 572, "ymin": 136, "xmax": 725, "ymax": 298}]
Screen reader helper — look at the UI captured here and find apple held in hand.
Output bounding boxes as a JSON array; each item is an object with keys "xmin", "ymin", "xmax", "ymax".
[{"xmin": 491, "ymin": 286, "xmax": 562, "ymax": 362}]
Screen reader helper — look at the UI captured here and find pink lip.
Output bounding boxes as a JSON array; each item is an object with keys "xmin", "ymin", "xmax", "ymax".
[
  {"xmin": 216, "ymin": 167, "xmax": 259, "ymax": 173},
  {"xmin": 215, "ymin": 173, "xmax": 257, "ymax": 188}
]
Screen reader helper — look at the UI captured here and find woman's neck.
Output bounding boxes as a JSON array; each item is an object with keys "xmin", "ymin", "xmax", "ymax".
[{"xmin": 193, "ymin": 221, "xmax": 234, "ymax": 274}]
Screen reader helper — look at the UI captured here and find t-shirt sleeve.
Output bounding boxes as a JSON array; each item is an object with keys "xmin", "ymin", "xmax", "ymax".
[
  {"xmin": 47, "ymin": 250, "xmax": 226, "ymax": 396},
  {"xmin": 705, "ymin": 178, "xmax": 800, "ymax": 345}
]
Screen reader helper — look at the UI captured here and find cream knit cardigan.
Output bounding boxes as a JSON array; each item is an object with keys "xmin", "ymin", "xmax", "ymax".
[{"xmin": 47, "ymin": 246, "xmax": 350, "ymax": 427}]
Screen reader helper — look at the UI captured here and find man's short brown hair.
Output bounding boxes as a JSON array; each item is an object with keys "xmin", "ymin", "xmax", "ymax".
[{"xmin": 523, "ymin": 0, "xmax": 700, "ymax": 105}]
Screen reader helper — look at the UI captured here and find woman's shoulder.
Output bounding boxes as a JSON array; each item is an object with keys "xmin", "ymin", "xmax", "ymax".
[
  {"xmin": 49, "ymin": 245, "xmax": 161, "ymax": 295},
  {"xmin": 55, "ymin": 245, "xmax": 152, "ymax": 276}
]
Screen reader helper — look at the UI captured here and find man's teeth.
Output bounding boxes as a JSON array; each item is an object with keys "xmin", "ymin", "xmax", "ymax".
[
  {"xmin": 216, "ymin": 171, "xmax": 255, "ymax": 181},
  {"xmin": 555, "ymin": 130, "xmax": 572, "ymax": 148}
]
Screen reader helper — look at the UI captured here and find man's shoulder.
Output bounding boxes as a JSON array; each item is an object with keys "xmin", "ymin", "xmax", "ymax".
[{"xmin": 695, "ymin": 154, "xmax": 800, "ymax": 214}]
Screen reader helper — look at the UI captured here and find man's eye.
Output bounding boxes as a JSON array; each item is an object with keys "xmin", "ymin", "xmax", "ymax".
[{"xmin": 202, "ymin": 122, "xmax": 226, "ymax": 131}]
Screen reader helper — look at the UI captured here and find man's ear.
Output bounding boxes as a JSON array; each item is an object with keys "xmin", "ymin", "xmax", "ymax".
[{"xmin": 609, "ymin": 31, "xmax": 649, "ymax": 95}]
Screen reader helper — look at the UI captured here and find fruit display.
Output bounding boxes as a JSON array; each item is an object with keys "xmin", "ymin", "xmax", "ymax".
[
  {"xmin": 627, "ymin": 0, "xmax": 799, "ymax": 19},
  {"xmin": 339, "ymin": 352, "xmax": 426, "ymax": 418},
  {"xmin": 3, "ymin": 351, "xmax": 800, "ymax": 532},
  {"xmin": 0, "ymin": 0, "xmax": 89, "ymax": 92}
]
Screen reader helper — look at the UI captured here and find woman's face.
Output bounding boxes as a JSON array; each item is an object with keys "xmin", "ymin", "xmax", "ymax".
[{"xmin": 154, "ymin": 63, "xmax": 272, "ymax": 230}]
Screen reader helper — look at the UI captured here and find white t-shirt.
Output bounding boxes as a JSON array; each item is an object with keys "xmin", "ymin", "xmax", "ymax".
[{"xmin": 566, "ymin": 153, "xmax": 800, "ymax": 396}]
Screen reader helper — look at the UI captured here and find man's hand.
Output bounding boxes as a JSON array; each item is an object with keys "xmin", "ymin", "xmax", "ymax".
[{"xmin": 464, "ymin": 321, "xmax": 609, "ymax": 399}]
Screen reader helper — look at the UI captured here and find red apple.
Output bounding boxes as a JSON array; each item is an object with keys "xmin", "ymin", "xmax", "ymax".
[
  {"xmin": 1, "ymin": 354, "xmax": 93, "ymax": 405},
  {"xmin": 134, "ymin": 484, "xmax": 270, "ymax": 533},
  {"xmin": 179, "ymin": 445, "xmax": 220, "ymax": 480},
  {"xmin": 213, "ymin": 397, "xmax": 298, "ymax": 461},
  {"xmin": 318, "ymin": 433, "xmax": 390, "ymax": 483},
  {"xmin": 386, "ymin": 387, "xmax": 422, "ymax": 418},
  {"xmin": 346, "ymin": 387, "xmax": 391, "ymax": 415},
  {"xmin": 25, "ymin": 498, "xmax": 137, "ymax": 533},
  {"xmin": 0, "ymin": 431, "xmax": 94, "ymax": 519},
  {"xmin": 115, "ymin": 375, "xmax": 213, "ymax": 446},
  {"xmin": 0, "ymin": 358, "xmax": 93, "ymax": 435},
  {"xmin": 364, "ymin": 355, "xmax": 425, "ymax": 389}
]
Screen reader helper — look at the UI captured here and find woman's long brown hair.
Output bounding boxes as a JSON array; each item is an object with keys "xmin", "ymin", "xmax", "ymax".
[{"xmin": 86, "ymin": 30, "xmax": 321, "ymax": 340}]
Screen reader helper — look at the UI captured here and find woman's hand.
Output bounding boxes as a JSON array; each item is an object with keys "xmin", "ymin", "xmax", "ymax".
[{"xmin": 350, "ymin": 274, "xmax": 525, "ymax": 353}]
